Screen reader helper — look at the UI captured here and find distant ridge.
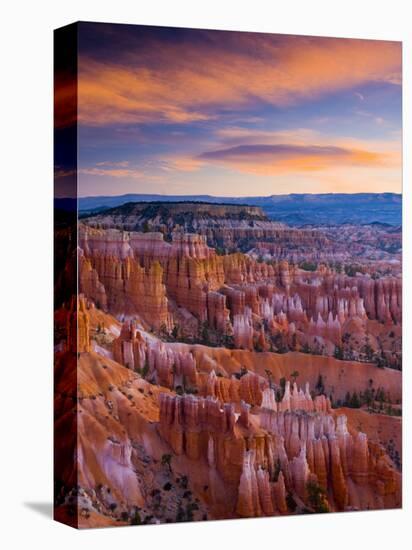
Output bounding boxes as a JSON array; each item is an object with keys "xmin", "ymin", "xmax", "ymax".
[{"xmin": 71, "ymin": 193, "xmax": 402, "ymax": 226}]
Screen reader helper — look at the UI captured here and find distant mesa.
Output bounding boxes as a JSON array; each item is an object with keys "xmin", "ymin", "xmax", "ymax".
[{"xmin": 73, "ymin": 192, "xmax": 402, "ymax": 226}]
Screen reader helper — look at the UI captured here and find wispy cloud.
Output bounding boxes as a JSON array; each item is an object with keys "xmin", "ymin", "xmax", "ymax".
[
  {"xmin": 354, "ymin": 109, "xmax": 388, "ymax": 126},
  {"xmin": 164, "ymin": 157, "xmax": 205, "ymax": 172},
  {"xmin": 77, "ymin": 36, "xmax": 401, "ymax": 127},
  {"xmin": 79, "ymin": 164, "xmax": 144, "ymax": 179},
  {"xmin": 95, "ymin": 160, "xmax": 130, "ymax": 168},
  {"xmin": 54, "ymin": 167, "xmax": 76, "ymax": 179}
]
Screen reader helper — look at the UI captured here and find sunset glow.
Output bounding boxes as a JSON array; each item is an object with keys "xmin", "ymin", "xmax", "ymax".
[{"xmin": 59, "ymin": 23, "xmax": 402, "ymax": 197}]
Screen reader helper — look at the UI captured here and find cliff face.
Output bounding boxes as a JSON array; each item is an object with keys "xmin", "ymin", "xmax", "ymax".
[
  {"xmin": 55, "ymin": 348, "xmax": 212, "ymax": 524},
  {"xmin": 157, "ymin": 388, "xmax": 400, "ymax": 517},
  {"xmin": 78, "ymin": 225, "xmax": 401, "ymax": 369},
  {"xmin": 113, "ymin": 320, "xmax": 199, "ymax": 390},
  {"xmin": 55, "ymin": 298, "xmax": 401, "ymax": 526},
  {"xmin": 103, "ymin": 310, "xmax": 401, "ymax": 519},
  {"xmin": 79, "ymin": 226, "xmax": 227, "ymax": 332},
  {"xmin": 83, "ymin": 201, "xmax": 287, "ymax": 253},
  {"xmin": 109, "ymin": 320, "xmax": 402, "ymax": 403},
  {"xmin": 79, "ymin": 228, "xmax": 171, "ymax": 331},
  {"xmin": 65, "ymin": 294, "xmax": 91, "ymax": 353},
  {"xmin": 109, "ymin": 314, "xmax": 400, "ymax": 517},
  {"xmin": 57, "ymin": 204, "xmax": 401, "ymax": 526}
]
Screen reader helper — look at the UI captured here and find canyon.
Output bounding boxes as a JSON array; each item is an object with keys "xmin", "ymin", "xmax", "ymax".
[{"xmin": 54, "ymin": 201, "xmax": 402, "ymax": 527}]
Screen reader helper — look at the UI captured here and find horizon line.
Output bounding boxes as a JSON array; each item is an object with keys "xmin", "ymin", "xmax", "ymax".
[{"xmin": 71, "ymin": 191, "xmax": 402, "ymax": 200}]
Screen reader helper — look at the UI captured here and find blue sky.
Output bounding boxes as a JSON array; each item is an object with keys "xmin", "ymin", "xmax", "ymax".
[{"xmin": 56, "ymin": 23, "xmax": 402, "ymax": 197}]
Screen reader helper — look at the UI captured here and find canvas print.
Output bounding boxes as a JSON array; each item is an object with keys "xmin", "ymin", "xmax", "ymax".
[{"xmin": 54, "ymin": 22, "xmax": 402, "ymax": 528}]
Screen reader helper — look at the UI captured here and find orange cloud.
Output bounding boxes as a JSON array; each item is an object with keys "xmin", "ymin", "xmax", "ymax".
[
  {"xmin": 78, "ymin": 35, "xmax": 401, "ymax": 126},
  {"xmin": 55, "ymin": 73, "xmax": 77, "ymax": 128},
  {"xmin": 54, "ymin": 167, "xmax": 76, "ymax": 179},
  {"xmin": 165, "ymin": 157, "xmax": 205, "ymax": 172},
  {"xmin": 195, "ymin": 143, "xmax": 385, "ymax": 175},
  {"xmin": 79, "ymin": 166, "xmax": 144, "ymax": 179}
]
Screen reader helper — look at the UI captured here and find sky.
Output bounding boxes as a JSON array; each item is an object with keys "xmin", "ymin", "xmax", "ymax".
[{"xmin": 56, "ymin": 23, "xmax": 402, "ymax": 198}]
